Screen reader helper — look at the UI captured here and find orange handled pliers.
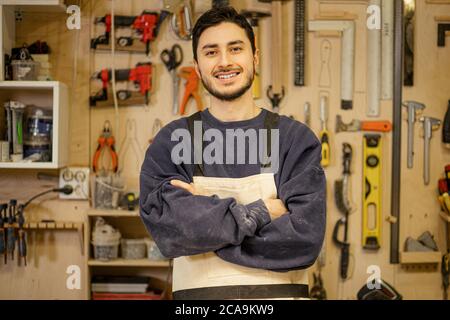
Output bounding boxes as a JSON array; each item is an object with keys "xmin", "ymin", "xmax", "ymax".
[
  {"xmin": 93, "ymin": 120, "xmax": 118, "ymax": 173},
  {"xmin": 178, "ymin": 66, "xmax": 203, "ymax": 115}
]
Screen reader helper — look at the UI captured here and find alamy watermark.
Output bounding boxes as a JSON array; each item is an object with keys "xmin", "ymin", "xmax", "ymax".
[
  {"xmin": 170, "ymin": 121, "xmax": 280, "ymax": 174},
  {"xmin": 366, "ymin": 265, "xmax": 382, "ymax": 290},
  {"xmin": 367, "ymin": 5, "xmax": 381, "ymax": 30},
  {"xmin": 66, "ymin": 5, "xmax": 81, "ymax": 30},
  {"xmin": 66, "ymin": 265, "xmax": 81, "ymax": 290}
]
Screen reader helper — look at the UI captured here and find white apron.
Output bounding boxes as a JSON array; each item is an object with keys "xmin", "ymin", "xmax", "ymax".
[{"xmin": 172, "ymin": 172, "xmax": 310, "ymax": 299}]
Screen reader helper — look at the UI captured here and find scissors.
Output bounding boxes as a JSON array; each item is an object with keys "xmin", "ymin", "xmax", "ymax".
[{"xmin": 160, "ymin": 44, "xmax": 183, "ymax": 115}]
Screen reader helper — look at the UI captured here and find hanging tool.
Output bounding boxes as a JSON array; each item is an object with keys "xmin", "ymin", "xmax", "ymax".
[
  {"xmin": 149, "ymin": 119, "xmax": 164, "ymax": 144},
  {"xmin": 335, "ymin": 115, "xmax": 392, "ymax": 133},
  {"xmin": 117, "ymin": 119, "xmax": 143, "ymax": 173},
  {"xmin": 442, "ymin": 251, "xmax": 449, "ymax": 300},
  {"xmin": 310, "ymin": 270, "xmax": 327, "ymax": 300},
  {"xmin": 390, "ymin": 0, "xmax": 404, "ymax": 264},
  {"xmin": 178, "ymin": 66, "xmax": 203, "ymax": 115},
  {"xmin": 438, "ymin": 178, "xmax": 450, "ymax": 300},
  {"xmin": 367, "ymin": 0, "xmax": 381, "ymax": 117},
  {"xmin": 264, "ymin": 0, "xmax": 286, "ymax": 113},
  {"xmin": 170, "ymin": 1, "xmax": 194, "ymax": 40},
  {"xmin": 420, "ymin": 116, "xmax": 441, "ymax": 185},
  {"xmin": 17, "ymin": 204, "xmax": 26, "ymax": 266},
  {"xmin": 90, "ymin": 63, "xmax": 153, "ymax": 106},
  {"xmin": 304, "ymin": 102, "xmax": 311, "ymax": 127},
  {"xmin": 309, "ymin": 20, "xmax": 355, "ymax": 109},
  {"xmin": 319, "ymin": 95, "xmax": 330, "ymax": 167},
  {"xmin": 443, "ymin": 100, "xmax": 450, "ymax": 148},
  {"xmin": 161, "ymin": 44, "xmax": 183, "ymax": 115},
  {"xmin": 403, "ymin": 0, "xmax": 415, "ymax": 86},
  {"xmin": 6, "ymin": 199, "xmax": 17, "ymax": 262},
  {"xmin": 363, "ymin": 135, "xmax": 382, "ymax": 250},
  {"xmin": 403, "ymin": 101, "xmax": 425, "ymax": 169},
  {"xmin": 294, "ymin": 0, "xmax": 306, "ymax": 86},
  {"xmin": 438, "ymin": 23, "xmax": 450, "ymax": 46},
  {"xmin": 91, "ymin": 11, "xmax": 163, "ymax": 55},
  {"xmin": 381, "ymin": 0, "xmax": 394, "ymax": 100},
  {"xmin": 333, "ymin": 143, "xmax": 353, "ymax": 280},
  {"xmin": 242, "ymin": 10, "xmax": 270, "ymax": 99},
  {"xmin": 357, "ymin": 279, "xmax": 402, "ymax": 300},
  {"xmin": 0, "ymin": 204, "xmax": 7, "ymax": 264},
  {"xmin": 93, "ymin": 121, "xmax": 119, "ymax": 174},
  {"xmin": 267, "ymin": 87, "xmax": 285, "ymax": 113},
  {"xmin": 318, "ymin": 39, "xmax": 331, "ymax": 88}
]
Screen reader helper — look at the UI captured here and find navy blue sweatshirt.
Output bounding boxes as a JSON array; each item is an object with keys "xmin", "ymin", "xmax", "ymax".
[{"xmin": 139, "ymin": 108, "xmax": 326, "ymax": 271}]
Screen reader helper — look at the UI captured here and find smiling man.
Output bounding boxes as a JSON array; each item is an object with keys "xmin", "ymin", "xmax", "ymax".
[{"xmin": 140, "ymin": 6, "xmax": 326, "ymax": 300}]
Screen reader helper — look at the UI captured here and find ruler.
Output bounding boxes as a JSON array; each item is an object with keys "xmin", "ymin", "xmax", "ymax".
[{"xmin": 294, "ymin": 0, "xmax": 306, "ymax": 86}]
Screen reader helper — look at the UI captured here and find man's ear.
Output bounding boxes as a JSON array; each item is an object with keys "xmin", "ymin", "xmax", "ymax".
[
  {"xmin": 254, "ymin": 48, "xmax": 260, "ymax": 67},
  {"xmin": 193, "ymin": 60, "xmax": 201, "ymax": 78}
]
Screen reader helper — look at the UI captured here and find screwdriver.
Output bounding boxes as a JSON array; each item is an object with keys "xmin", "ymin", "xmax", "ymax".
[
  {"xmin": 17, "ymin": 204, "xmax": 26, "ymax": 267},
  {"xmin": 320, "ymin": 95, "xmax": 330, "ymax": 167},
  {"xmin": 6, "ymin": 199, "xmax": 17, "ymax": 262},
  {"xmin": 0, "ymin": 204, "xmax": 7, "ymax": 264}
]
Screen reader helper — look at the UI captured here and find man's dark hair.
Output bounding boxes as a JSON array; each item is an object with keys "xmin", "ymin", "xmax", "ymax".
[{"xmin": 192, "ymin": 6, "xmax": 256, "ymax": 62}]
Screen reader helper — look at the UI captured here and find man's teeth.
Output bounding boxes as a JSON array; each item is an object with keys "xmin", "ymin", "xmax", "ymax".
[{"xmin": 217, "ymin": 73, "xmax": 238, "ymax": 79}]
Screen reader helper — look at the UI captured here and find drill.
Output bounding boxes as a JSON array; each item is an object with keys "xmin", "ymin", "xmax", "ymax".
[
  {"xmin": 91, "ymin": 11, "xmax": 160, "ymax": 55},
  {"xmin": 90, "ymin": 63, "xmax": 153, "ymax": 106}
]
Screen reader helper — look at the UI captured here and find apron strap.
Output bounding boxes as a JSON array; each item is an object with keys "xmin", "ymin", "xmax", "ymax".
[
  {"xmin": 187, "ymin": 111, "xmax": 205, "ymax": 177},
  {"xmin": 262, "ymin": 111, "xmax": 279, "ymax": 169},
  {"xmin": 173, "ymin": 284, "xmax": 309, "ymax": 300},
  {"xmin": 186, "ymin": 110, "xmax": 280, "ymax": 177}
]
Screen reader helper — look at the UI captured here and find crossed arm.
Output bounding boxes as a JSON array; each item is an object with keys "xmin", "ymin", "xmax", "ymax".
[
  {"xmin": 139, "ymin": 122, "xmax": 326, "ymax": 271},
  {"xmin": 169, "ymin": 179, "xmax": 288, "ymax": 220}
]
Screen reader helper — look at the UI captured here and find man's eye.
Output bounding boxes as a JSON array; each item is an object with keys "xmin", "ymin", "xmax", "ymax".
[
  {"xmin": 230, "ymin": 47, "xmax": 242, "ymax": 53},
  {"xmin": 205, "ymin": 51, "xmax": 217, "ymax": 56}
]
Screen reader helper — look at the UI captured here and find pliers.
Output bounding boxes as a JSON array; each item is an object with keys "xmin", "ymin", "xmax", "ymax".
[
  {"xmin": 93, "ymin": 120, "xmax": 118, "ymax": 173},
  {"xmin": 178, "ymin": 66, "xmax": 203, "ymax": 115}
]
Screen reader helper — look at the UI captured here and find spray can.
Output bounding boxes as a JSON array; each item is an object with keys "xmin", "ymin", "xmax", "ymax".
[{"xmin": 5, "ymin": 101, "xmax": 26, "ymax": 160}]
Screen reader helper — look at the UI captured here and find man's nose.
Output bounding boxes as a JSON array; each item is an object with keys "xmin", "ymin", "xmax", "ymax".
[{"xmin": 217, "ymin": 50, "xmax": 233, "ymax": 68}]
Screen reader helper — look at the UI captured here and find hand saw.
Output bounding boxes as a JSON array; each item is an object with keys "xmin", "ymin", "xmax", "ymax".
[{"xmin": 363, "ymin": 134, "xmax": 382, "ymax": 250}]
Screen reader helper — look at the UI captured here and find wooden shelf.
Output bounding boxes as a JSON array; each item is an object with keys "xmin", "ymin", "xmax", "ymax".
[
  {"xmin": 400, "ymin": 251, "xmax": 442, "ymax": 264},
  {"xmin": 1, "ymin": 0, "xmax": 66, "ymax": 12},
  {"xmin": 88, "ymin": 259, "xmax": 170, "ymax": 267},
  {"xmin": 0, "ymin": 81, "xmax": 69, "ymax": 169},
  {"xmin": 87, "ymin": 208, "xmax": 140, "ymax": 217}
]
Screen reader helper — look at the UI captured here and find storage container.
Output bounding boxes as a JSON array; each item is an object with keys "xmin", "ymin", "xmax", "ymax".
[
  {"xmin": 91, "ymin": 217, "xmax": 121, "ymax": 261},
  {"xmin": 11, "ymin": 60, "xmax": 40, "ymax": 80},
  {"xmin": 144, "ymin": 238, "xmax": 167, "ymax": 261},
  {"xmin": 121, "ymin": 238, "xmax": 146, "ymax": 259}
]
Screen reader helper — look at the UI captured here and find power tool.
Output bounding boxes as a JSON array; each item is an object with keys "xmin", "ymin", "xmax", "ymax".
[
  {"xmin": 91, "ymin": 11, "xmax": 164, "ymax": 55},
  {"xmin": 90, "ymin": 63, "xmax": 153, "ymax": 106}
]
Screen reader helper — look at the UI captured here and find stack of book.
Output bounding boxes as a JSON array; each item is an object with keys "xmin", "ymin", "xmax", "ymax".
[{"xmin": 91, "ymin": 275, "xmax": 163, "ymax": 300}]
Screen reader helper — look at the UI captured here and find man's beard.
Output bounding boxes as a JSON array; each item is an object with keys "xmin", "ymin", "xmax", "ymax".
[{"xmin": 200, "ymin": 65, "xmax": 255, "ymax": 102}]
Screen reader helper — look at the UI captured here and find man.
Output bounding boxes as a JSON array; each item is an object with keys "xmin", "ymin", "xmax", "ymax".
[{"xmin": 140, "ymin": 6, "xmax": 326, "ymax": 300}]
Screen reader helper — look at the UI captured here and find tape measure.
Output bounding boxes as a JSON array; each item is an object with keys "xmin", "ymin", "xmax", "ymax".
[
  {"xmin": 363, "ymin": 134, "xmax": 382, "ymax": 250},
  {"xmin": 294, "ymin": 0, "xmax": 305, "ymax": 86}
]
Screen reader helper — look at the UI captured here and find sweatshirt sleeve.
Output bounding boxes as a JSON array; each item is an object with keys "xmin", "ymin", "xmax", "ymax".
[
  {"xmin": 215, "ymin": 123, "xmax": 326, "ymax": 271},
  {"xmin": 139, "ymin": 121, "xmax": 271, "ymax": 259}
]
